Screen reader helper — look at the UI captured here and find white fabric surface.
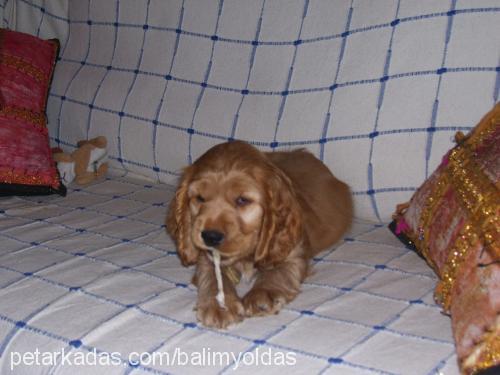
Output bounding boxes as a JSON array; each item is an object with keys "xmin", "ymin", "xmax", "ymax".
[
  {"xmin": 1, "ymin": 1, "xmax": 499, "ymax": 373},
  {"xmin": 2, "ymin": 0, "xmax": 499, "ymax": 221},
  {"xmin": 0, "ymin": 174, "xmax": 459, "ymax": 374}
]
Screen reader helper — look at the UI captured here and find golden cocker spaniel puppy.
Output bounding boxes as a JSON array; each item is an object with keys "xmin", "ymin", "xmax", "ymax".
[{"xmin": 166, "ymin": 141, "xmax": 353, "ymax": 328}]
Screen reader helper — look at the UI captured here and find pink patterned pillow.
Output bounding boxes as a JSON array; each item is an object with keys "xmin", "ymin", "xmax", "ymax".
[
  {"xmin": 0, "ymin": 28, "xmax": 65, "ymax": 196},
  {"xmin": 390, "ymin": 103, "xmax": 499, "ymax": 374}
]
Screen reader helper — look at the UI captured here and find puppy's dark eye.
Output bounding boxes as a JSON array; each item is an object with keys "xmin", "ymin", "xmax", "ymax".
[
  {"xmin": 196, "ymin": 195, "xmax": 205, "ymax": 203},
  {"xmin": 235, "ymin": 196, "xmax": 251, "ymax": 207}
]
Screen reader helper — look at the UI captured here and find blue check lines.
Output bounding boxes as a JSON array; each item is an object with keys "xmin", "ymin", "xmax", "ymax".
[
  {"xmin": 53, "ymin": 57, "xmax": 498, "ymax": 99},
  {"xmin": 151, "ymin": 0, "xmax": 185, "ymax": 181},
  {"xmin": 85, "ymin": 0, "xmax": 120, "ymax": 140},
  {"xmin": 54, "ymin": 0, "xmax": 92, "ymax": 146},
  {"xmin": 229, "ymin": 0, "xmax": 266, "ymax": 140},
  {"xmin": 187, "ymin": 0, "xmax": 225, "ymax": 164},
  {"xmin": 116, "ymin": 0, "xmax": 152, "ymax": 170},
  {"xmin": 34, "ymin": 0, "xmax": 46, "ymax": 37},
  {"xmin": 0, "ymin": 177, "xmax": 456, "ymax": 374},
  {"xmin": 3, "ymin": 1, "xmax": 497, "ymax": 370},
  {"xmin": 318, "ymin": 0, "xmax": 353, "ymax": 161},
  {"xmin": 18, "ymin": 0, "xmax": 500, "ymax": 48},
  {"xmin": 366, "ymin": 0, "xmax": 402, "ymax": 222},
  {"xmin": 425, "ymin": 0, "xmax": 457, "ymax": 178},
  {"xmin": 271, "ymin": 0, "xmax": 310, "ymax": 148}
]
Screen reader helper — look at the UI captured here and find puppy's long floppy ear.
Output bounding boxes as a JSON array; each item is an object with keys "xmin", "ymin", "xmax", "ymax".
[
  {"xmin": 166, "ymin": 166, "xmax": 199, "ymax": 266},
  {"xmin": 255, "ymin": 166, "xmax": 303, "ymax": 268}
]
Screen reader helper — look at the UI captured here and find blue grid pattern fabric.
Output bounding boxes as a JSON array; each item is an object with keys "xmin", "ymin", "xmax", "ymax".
[
  {"xmin": 0, "ymin": 175, "xmax": 460, "ymax": 374},
  {"xmin": 2, "ymin": 0, "xmax": 499, "ymax": 221}
]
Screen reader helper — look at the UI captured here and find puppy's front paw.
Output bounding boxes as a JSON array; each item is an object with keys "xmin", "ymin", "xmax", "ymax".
[
  {"xmin": 243, "ymin": 288, "xmax": 287, "ymax": 317},
  {"xmin": 196, "ymin": 298, "xmax": 244, "ymax": 329}
]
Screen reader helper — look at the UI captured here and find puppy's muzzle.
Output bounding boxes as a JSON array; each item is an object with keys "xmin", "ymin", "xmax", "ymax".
[{"xmin": 201, "ymin": 230, "xmax": 224, "ymax": 247}]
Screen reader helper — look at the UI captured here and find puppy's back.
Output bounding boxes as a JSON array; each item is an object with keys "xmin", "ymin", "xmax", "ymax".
[{"xmin": 266, "ymin": 149, "xmax": 353, "ymax": 255}]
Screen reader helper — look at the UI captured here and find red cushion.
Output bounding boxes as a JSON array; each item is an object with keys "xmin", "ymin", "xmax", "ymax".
[{"xmin": 0, "ymin": 28, "xmax": 64, "ymax": 195}]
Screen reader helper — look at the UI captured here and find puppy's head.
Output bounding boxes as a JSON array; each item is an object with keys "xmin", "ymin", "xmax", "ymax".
[{"xmin": 166, "ymin": 141, "xmax": 302, "ymax": 267}]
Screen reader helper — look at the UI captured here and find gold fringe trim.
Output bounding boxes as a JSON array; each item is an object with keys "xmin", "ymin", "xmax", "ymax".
[
  {"xmin": 463, "ymin": 320, "xmax": 500, "ymax": 374},
  {"xmin": 465, "ymin": 103, "xmax": 500, "ymax": 150},
  {"xmin": 1, "ymin": 53, "xmax": 47, "ymax": 83},
  {"xmin": 0, "ymin": 168, "xmax": 59, "ymax": 188},
  {"xmin": 0, "ymin": 105, "xmax": 47, "ymax": 129},
  {"xmin": 392, "ymin": 102, "xmax": 500, "ymax": 375},
  {"xmin": 434, "ymin": 222, "xmax": 479, "ymax": 311},
  {"xmin": 415, "ymin": 172, "xmax": 450, "ymax": 275},
  {"xmin": 447, "ymin": 122, "xmax": 499, "ymax": 261},
  {"xmin": 433, "ymin": 113, "xmax": 499, "ymax": 310},
  {"xmin": 413, "ymin": 102, "xmax": 499, "ymax": 311}
]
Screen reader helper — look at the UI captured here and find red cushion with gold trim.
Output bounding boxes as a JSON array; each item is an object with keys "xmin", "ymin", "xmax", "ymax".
[
  {"xmin": 0, "ymin": 28, "xmax": 65, "ymax": 196},
  {"xmin": 390, "ymin": 103, "xmax": 499, "ymax": 374}
]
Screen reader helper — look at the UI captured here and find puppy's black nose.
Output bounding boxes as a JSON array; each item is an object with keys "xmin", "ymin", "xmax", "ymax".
[{"xmin": 201, "ymin": 230, "xmax": 224, "ymax": 247}]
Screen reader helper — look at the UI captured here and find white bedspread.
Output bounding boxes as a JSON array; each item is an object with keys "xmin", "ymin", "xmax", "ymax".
[{"xmin": 0, "ymin": 174, "xmax": 459, "ymax": 374}]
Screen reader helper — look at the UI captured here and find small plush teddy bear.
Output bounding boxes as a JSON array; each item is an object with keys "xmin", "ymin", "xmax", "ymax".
[{"xmin": 53, "ymin": 136, "xmax": 108, "ymax": 186}]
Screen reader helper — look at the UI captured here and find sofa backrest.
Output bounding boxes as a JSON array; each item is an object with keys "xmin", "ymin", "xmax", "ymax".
[{"xmin": 3, "ymin": 0, "xmax": 499, "ymax": 221}]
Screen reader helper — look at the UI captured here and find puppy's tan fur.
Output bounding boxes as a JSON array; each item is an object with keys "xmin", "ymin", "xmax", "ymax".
[{"xmin": 167, "ymin": 141, "xmax": 352, "ymax": 328}]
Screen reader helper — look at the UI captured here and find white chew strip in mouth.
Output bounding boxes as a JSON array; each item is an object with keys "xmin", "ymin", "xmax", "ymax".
[{"xmin": 212, "ymin": 249, "xmax": 226, "ymax": 310}]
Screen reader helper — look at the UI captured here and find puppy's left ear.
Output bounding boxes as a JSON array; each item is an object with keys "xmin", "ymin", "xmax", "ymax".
[
  {"xmin": 166, "ymin": 166, "xmax": 199, "ymax": 266},
  {"xmin": 255, "ymin": 166, "xmax": 302, "ymax": 268}
]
